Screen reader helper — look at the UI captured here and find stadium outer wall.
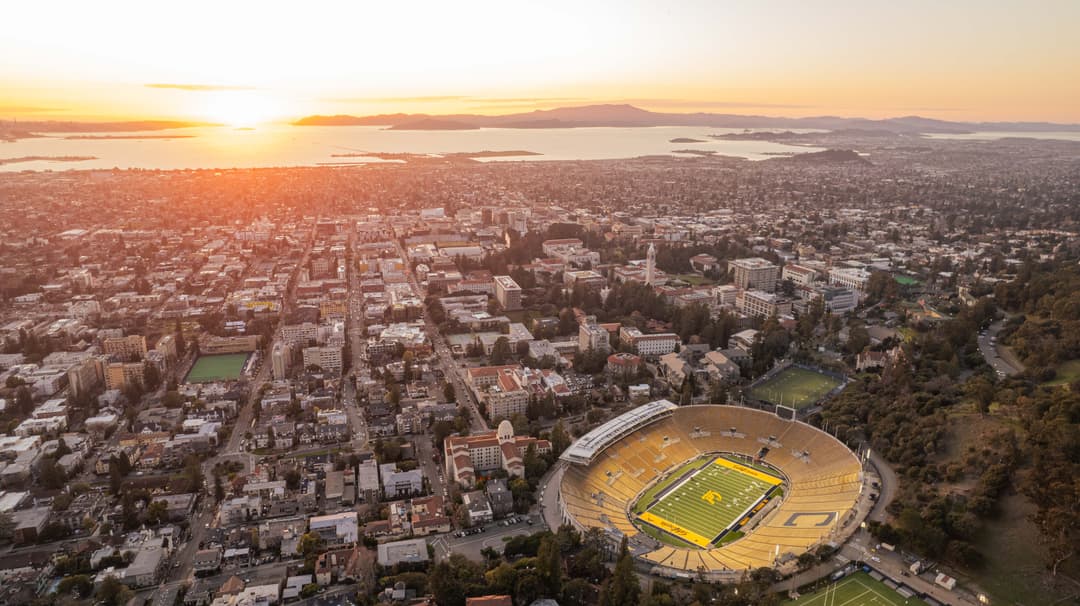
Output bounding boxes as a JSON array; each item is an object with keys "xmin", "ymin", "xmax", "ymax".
[{"xmin": 554, "ymin": 404, "xmax": 874, "ymax": 584}]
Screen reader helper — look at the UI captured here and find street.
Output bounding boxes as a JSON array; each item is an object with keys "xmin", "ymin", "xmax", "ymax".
[{"xmin": 978, "ymin": 320, "xmax": 1024, "ymax": 378}]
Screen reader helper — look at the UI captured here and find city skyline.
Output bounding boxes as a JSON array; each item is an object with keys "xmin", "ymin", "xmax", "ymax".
[{"xmin": 3, "ymin": 0, "xmax": 1079, "ymax": 125}]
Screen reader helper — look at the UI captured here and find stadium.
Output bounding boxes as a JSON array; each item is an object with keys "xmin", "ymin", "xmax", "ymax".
[{"xmin": 556, "ymin": 401, "xmax": 868, "ymax": 582}]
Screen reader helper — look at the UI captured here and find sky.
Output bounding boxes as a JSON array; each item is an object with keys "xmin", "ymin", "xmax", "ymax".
[{"xmin": 2, "ymin": 0, "xmax": 1079, "ymax": 125}]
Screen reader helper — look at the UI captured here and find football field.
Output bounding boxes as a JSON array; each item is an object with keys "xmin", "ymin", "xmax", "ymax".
[
  {"xmin": 783, "ymin": 571, "xmax": 927, "ymax": 605},
  {"xmin": 747, "ymin": 366, "xmax": 843, "ymax": 409},
  {"xmin": 636, "ymin": 456, "xmax": 782, "ymax": 547}
]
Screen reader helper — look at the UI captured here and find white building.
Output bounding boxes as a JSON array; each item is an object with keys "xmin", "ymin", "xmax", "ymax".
[
  {"xmin": 619, "ymin": 326, "xmax": 679, "ymax": 357},
  {"xmin": 829, "ymin": 267, "xmax": 872, "ymax": 292},
  {"xmin": 493, "ymin": 275, "xmax": 522, "ymax": 311},
  {"xmin": 302, "ymin": 345, "xmax": 342, "ymax": 375},
  {"xmin": 578, "ymin": 316, "xmax": 610, "ymax": 352},
  {"xmin": 736, "ymin": 289, "xmax": 792, "ymax": 319}
]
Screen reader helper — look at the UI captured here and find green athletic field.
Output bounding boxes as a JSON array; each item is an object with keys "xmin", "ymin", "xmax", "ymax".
[
  {"xmin": 636, "ymin": 456, "xmax": 781, "ymax": 547},
  {"xmin": 186, "ymin": 353, "xmax": 249, "ymax": 383},
  {"xmin": 783, "ymin": 571, "xmax": 927, "ymax": 606},
  {"xmin": 747, "ymin": 366, "xmax": 843, "ymax": 409},
  {"xmin": 632, "ymin": 457, "xmax": 711, "ymax": 515}
]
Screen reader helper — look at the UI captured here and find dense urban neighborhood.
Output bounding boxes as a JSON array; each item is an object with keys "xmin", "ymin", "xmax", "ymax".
[{"xmin": 0, "ymin": 134, "xmax": 1079, "ymax": 606}]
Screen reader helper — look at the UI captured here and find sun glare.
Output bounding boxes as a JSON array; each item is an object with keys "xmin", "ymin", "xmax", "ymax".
[{"xmin": 199, "ymin": 90, "xmax": 282, "ymax": 127}]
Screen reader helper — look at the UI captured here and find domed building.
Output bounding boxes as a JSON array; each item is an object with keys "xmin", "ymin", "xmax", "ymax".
[{"xmin": 444, "ymin": 419, "xmax": 553, "ymax": 488}]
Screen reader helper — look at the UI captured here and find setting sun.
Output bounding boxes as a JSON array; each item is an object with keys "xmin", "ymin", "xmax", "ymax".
[{"xmin": 197, "ymin": 90, "xmax": 283, "ymax": 127}]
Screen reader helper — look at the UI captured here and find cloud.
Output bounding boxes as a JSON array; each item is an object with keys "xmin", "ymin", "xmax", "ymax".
[
  {"xmin": 0, "ymin": 105, "xmax": 68, "ymax": 114},
  {"xmin": 146, "ymin": 83, "xmax": 257, "ymax": 91},
  {"xmin": 469, "ymin": 97, "xmax": 587, "ymax": 104},
  {"xmin": 323, "ymin": 95, "xmax": 469, "ymax": 104}
]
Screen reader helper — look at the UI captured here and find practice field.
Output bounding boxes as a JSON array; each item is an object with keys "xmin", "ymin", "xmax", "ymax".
[
  {"xmin": 783, "ymin": 571, "xmax": 927, "ymax": 606},
  {"xmin": 635, "ymin": 456, "xmax": 782, "ymax": 547},
  {"xmin": 186, "ymin": 353, "xmax": 249, "ymax": 383},
  {"xmin": 747, "ymin": 366, "xmax": 843, "ymax": 409}
]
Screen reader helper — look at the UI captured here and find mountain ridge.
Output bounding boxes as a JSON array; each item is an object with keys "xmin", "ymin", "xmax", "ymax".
[{"xmin": 292, "ymin": 104, "xmax": 1080, "ymax": 133}]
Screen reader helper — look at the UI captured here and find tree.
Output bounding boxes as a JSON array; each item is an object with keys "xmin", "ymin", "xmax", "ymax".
[
  {"xmin": 429, "ymin": 554, "xmax": 484, "ymax": 606},
  {"xmin": 298, "ymin": 531, "xmax": 324, "ymax": 565},
  {"xmin": 95, "ymin": 576, "xmax": 133, "ymax": 606},
  {"xmin": 181, "ymin": 455, "xmax": 203, "ymax": 494},
  {"xmin": 266, "ymin": 426, "xmax": 276, "ymax": 449},
  {"xmin": 537, "ymin": 534, "xmax": 563, "ymax": 597},
  {"xmin": 146, "ymin": 500, "xmax": 169, "ymax": 525},
  {"xmin": 550, "ymin": 421, "xmax": 571, "ymax": 457},
  {"xmin": 143, "ymin": 362, "xmax": 162, "ymax": 391},
  {"xmin": 212, "ymin": 473, "xmax": 225, "ymax": 502},
  {"xmin": 443, "ymin": 381, "xmax": 457, "ymax": 403},
  {"xmin": 174, "ymin": 319, "xmax": 187, "ymax": 356},
  {"xmin": 490, "ymin": 336, "xmax": 512, "ymax": 365},
  {"xmin": 599, "ymin": 537, "xmax": 639, "ymax": 606},
  {"xmin": 39, "ymin": 458, "xmax": 66, "ymax": 489},
  {"xmin": 14, "ymin": 385, "xmax": 33, "ymax": 415},
  {"xmin": 57, "ymin": 574, "xmax": 94, "ymax": 598},
  {"xmin": 285, "ymin": 469, "xmax": 301, "ymax": 491},
  {"xmin": 109, "ymin": 465, "xmax": 124, "ymax": 496}
]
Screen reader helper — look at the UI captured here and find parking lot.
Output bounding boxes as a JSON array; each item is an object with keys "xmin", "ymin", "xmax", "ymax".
[{"xmin": 431, "ymin": 517, "xmax": 538, "ymax": 561}]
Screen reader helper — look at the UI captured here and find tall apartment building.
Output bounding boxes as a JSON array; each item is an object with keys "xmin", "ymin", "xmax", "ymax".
[
  {"xmin": 302, "ymin": 345, "xmax": 343, "ymax": 375},
  {"xmin": 465, "ymin": 365, "xmax": 530, "ymax": 421},
  {"xmin": 493, "ymin": 275, "xmax": 522, "ymax": 311},
  {"xmin": 105, "ymin": 362, "xmax": 145, "ymax": 390},
  {"xmin": 280, "ymin": 322, "xmax": 319, "ymax": 346},
  {"xmin": 272, "ymin": 341, "xmax": 291, "ymax": 380},
  {"xmin": 730, "ymin": 258, "xmax": 780, "ymax": 293},
  {"xmin": 102, "ymin": 335, "xmax": 148, "ymax": 361},
  {"xmin": 578, "ymin": 316, "xmax": 610, "ymax": 352},
  {"xmin": 155, "ymin": 335, "xmax": 178, "ymax": 361}
]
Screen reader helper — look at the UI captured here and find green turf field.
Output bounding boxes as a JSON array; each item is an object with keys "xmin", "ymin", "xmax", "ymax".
[
  {"xmin": 632, "ymin": 457, "xmax": 711, "ymax": 514},
  {"xmin": 636, "ymin": 456, "xmax": 781, "ymax": 547},
  {"xmin": 186, "ymin": 353, "xmax": 249, "ymax": 383},
  {"xmin": 747, "ymin": 366, "xmax": 843, "ymax": 409},
  {"xmin": 783, "ymin": 571, "xmax": 927, "ymax": 606}
]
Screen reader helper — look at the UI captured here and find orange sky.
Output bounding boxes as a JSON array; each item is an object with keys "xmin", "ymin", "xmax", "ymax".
[{"xmin": 2, "ymin": 1, "xmax": 1078, "ymax": 125}]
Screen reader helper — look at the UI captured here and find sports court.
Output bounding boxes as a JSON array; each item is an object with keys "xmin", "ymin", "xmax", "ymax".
[
  {"xmin": 635, "ymin": 455, "xmax": 782, "ymax": 547},
  {"xmin": 747, "ymin": 366, "xmax": 843, "ymax": 409},
  {"xmin": 783, "ymin": 571, "xmax": 927, "ymax": 606}
]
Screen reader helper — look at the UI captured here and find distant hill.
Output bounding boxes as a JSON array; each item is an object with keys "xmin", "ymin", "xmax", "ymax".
[
  {"xmin": 771, "ymin": 149, "xmax": 872, "ymax": 165},
  {"xmin": 292, "ymin": 104, "xmax": 1080, "ymax": 134}
]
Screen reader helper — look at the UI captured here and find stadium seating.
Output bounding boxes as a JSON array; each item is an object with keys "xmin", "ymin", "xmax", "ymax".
[{"xmin": 559, "ymin": 405, "xmax": 863, "ymax": 573}]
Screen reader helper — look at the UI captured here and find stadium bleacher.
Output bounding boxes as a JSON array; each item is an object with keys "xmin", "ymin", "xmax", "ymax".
[{"xmin": 559, "ymin": 404, "xmax": 863, "ymax": 574}]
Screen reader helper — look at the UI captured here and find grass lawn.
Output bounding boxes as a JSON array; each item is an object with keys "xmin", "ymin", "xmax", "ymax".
[
  {"xmin": 784, "ymin": 571, "xmax": 926, "ymax": 606},
  {"xmin": 672, "ymin": 273, "xmax": 716, "ymax": 286},
  {"xmin": 636, "ymin": 456, "xmax": 780, "ymax": 547},
  {"xmin": 747, "ymin": 366, "xmax": 843, "ymax": 409},
  {"xmin": 186, "ymin": 353, "xmax": 249, "ymax": 383},
  {"xmin": 1044, "ymin": 359, "xmax": 1080, "ymax": 387}
]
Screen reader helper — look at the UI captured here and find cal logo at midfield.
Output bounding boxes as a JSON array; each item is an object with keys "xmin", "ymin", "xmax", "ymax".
[{"xmin": 701, "ymin": 490, "xmax": 723, "ymax": 505}]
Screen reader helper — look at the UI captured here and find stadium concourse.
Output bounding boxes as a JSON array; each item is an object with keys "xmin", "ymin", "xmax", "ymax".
[{"xmin": 556, "ymin": 401, "xmax": 867, "ymax": 582}]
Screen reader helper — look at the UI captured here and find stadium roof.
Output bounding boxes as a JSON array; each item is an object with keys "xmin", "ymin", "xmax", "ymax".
[{"xmin": 561, "ymin": 399, "xmax": 677, "ymax": 465}]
